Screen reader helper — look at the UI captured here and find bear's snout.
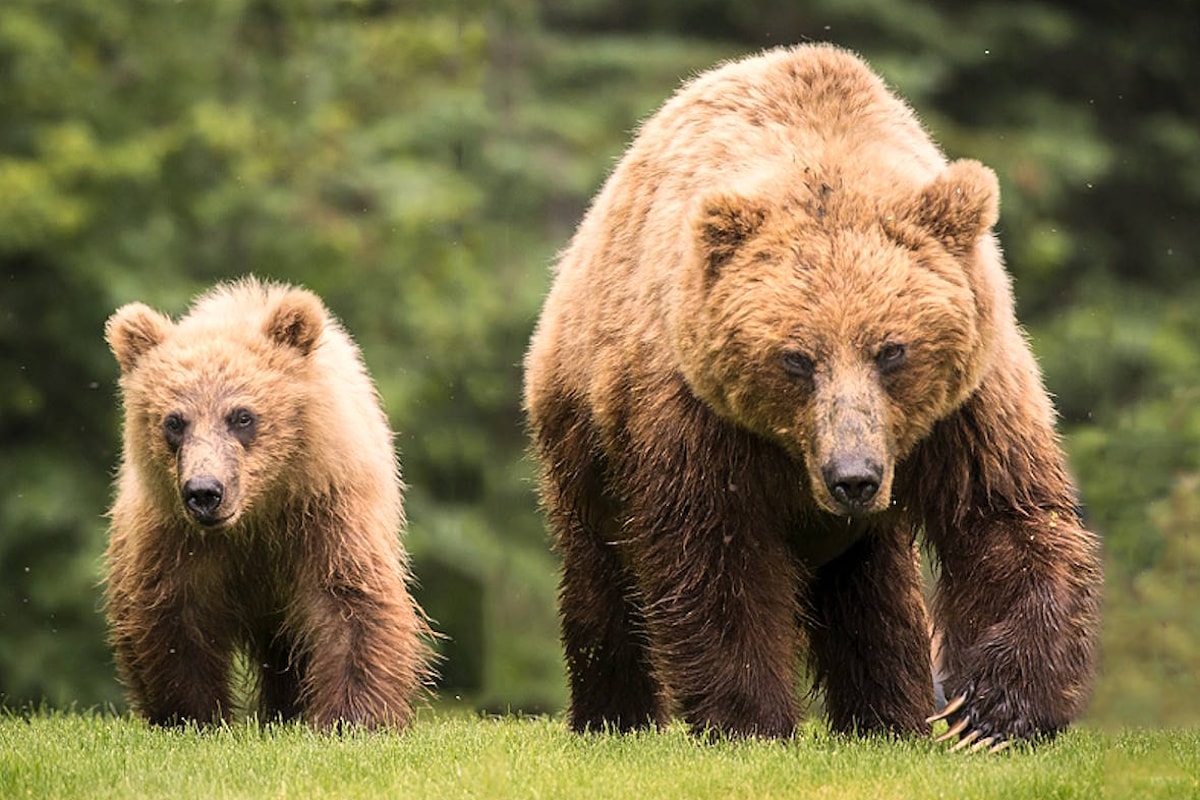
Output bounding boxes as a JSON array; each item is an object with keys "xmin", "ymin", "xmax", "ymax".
[
  {"xmin": 820, "ymin": 454, "xmax": 883, "ymax": 516},
  {"xmin": 182, "ymin": 476, "xmax": 225, "ymax": 524}
]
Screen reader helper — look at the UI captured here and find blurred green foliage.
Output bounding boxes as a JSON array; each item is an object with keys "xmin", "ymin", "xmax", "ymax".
[{"xmin": 1, "ymin": 0, "xmax": 1196, "ymax": 726}]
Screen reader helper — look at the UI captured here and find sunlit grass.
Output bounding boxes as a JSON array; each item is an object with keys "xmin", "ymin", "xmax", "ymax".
[{"xmin": 1, "ymin": 709, "xmax": 1197, "ymax": 799}]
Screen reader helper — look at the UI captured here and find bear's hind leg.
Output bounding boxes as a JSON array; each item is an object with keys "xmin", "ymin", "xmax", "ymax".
[
  {"xmin": 805, "ymin": 524, "xmax": 934, "ymax": 736},
  {"xmin": 255, "ymin": 631, "xmax": 305, "ymax": 723}
]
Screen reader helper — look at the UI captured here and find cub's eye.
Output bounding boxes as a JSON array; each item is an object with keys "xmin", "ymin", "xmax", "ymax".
[
  {"xmin": 226, "ymin": 407, "xmax": 257, "ymax": 446},
  {"xmin": 228, "ymin": 408, "xmax": 255, "ymax": 429},
  {"xmin": 781, "ymin": 350, "xmax": 815, "ymax": 379},
  {"xmin": 876, "ymin": 342, "xmax": 907, "ymax": 372},
  {"xmin": 162, "ymin": 412, "xmax": 186, "ymax": 448}
]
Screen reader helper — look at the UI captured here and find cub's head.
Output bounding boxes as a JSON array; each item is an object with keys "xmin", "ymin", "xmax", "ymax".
[
  {"xmin": 106, "ymin": 282, "xmax": 327, "ymax": 529},
  {"xmin": 676, "ymin": 159, "xmax": 1002, "ymax": 517}
]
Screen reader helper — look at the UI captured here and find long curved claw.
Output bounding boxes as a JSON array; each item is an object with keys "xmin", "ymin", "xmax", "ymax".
[
  {"xmin": 988, "ymin": 740, "xmax": 1012, "ymax": 754},
  {"xmin": 968, "ymin": 736, "xmax": 995, "ymax": 753},
  {"xmin": 926, "ymin": 693, "xmax": 966, "ymax": 725},
  {"xmin": 949, "ymin": 730, "xmax": 982, "ymax": 752},
  {"xmin": 934, "ymin": 718, "xmax": 969, "ymax": 743}
]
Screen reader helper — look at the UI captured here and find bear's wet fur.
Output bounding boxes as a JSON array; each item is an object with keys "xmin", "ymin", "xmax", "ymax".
[
  {"xmin": 524, "ymin": 44, "xmax": 1102, "ymax": 744},
  {"xmin": 105, "ymin": 278, "xmax": 432, "ymax": 728}
]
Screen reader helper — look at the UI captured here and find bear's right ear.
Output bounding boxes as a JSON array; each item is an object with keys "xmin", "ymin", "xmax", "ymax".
[
  {"xmin": 692, "ymin": 190, "xmax": 769, "ymax": 278},
  {"xmin": 105, "ymin": 303, "xmax": 173, "ymax": 373},
  {"xmin": 907, "ymin": 159, "xmax": 1000, "ymax": 255},
  {"xmin": 265, "ymin": 289, "xmax": 325, "ymax": 356}
]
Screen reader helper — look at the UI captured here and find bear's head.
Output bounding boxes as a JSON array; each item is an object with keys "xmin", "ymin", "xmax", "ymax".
[
  {"xmin": 675, "ymin": 159, "xmax": 1002, "ymax": 518},
  {"xmin": 106, "ymin": 283, "xmax": 327, "ymax": 529}
]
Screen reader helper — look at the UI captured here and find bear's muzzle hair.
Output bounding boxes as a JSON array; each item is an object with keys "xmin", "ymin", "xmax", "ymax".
[
  {"xmin": 809, "ymin": 368, "xmax": 895, "ymax": 517},
  {"xmin": 175, "ymin": 427, "xmax": 243, "ymax": 528}
]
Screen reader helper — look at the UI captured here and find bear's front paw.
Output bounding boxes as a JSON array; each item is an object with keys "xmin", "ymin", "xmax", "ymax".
[{"xmin": 926, "ymin": 680, "xmax": 1058, "ymax": 754}]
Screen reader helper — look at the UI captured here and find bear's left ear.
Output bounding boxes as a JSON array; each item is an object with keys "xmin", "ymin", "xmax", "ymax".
[
  {"xmin": 265, "ymin": 289, "xmax": 325, "ymax": 356},
  {"xmin": 907, "ymin": 159, "xmax": 1000, "ymax": 254},
  {"xmin": 106, "ymin": 302, "xmax": 174, "ymax": 374},
  {"xmin": 692, "ymin": 190, "xmax": 769, "ymax": 279}
]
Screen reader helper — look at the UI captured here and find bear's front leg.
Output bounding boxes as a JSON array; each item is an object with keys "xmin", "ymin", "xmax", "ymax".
[
  {"xmin": 928, "ymin": 505, "xmax": 1101, "ymax": 748},
  {"xmin": 632, "ymin": 513, "xmax": 803, "ymax": 739},
  {"xmin": 805, "ymin": 522, "xmax": 935, "ymax": 736},
  {"xmin": 617, "ymin": 409, "xmax": 805, "ymax": 739},
  {"xmin": 917, "ymin": 377, "xmax": 1102, "ymax": 748},
  {"xmin": 106, "ymin": 538, "xmax": 237, "ymax": 725},
  {"xmin": 533, "ymin": 400, "xmax": 667, "ymax": 733},
  {"xmin": 290, "ymin": 530, "xmax": 430, "ymax": 730}
]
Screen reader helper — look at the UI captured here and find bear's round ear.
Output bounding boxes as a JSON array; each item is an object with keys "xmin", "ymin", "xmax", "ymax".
[
  {"xmin": 907, "ymin": 159, "xmax": 1000, "ymax": 254},
  {"xmin": 692, "ymin": 190, "xmax": 769, "ymax": 279},
  {"xmin": 105, "ymin": 302, "xmax": 173, "ymax": 373},
  {"xmin": 265, "ymin": 289, "xmax": 325, "ymax": 356}
]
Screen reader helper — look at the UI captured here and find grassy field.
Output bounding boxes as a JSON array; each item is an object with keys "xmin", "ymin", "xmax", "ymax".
[{"xmin": 2, "ymin": 710, "xmax": 1198, "ymax": 799}]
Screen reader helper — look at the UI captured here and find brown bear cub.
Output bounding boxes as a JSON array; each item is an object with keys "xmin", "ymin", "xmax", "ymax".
[
  {"xmin": 104, "ymin": 278, "xmax": 432, "ymax": 728},
  {"xmin": 525, "ymin": 44, "xmax": 1102, "ymax": 749}
]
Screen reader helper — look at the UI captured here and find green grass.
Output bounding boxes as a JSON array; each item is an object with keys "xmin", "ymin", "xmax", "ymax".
[{"xmin": 2, "ymin": 710, "xmax": 1198, "ymax": 799}]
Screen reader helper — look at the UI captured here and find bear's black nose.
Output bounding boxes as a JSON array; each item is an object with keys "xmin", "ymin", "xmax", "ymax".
[
  {"xmin": 822, "ymin": 457, "xmax": 882, "ymax": 514},
  {"xmin": 183, "ymin": 476, "xmax": 224, "ymax": 522}
]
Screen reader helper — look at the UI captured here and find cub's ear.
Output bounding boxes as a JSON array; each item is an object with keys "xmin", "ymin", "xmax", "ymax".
[
  {"xmin": 105, "ymin": 303, "xmax": 173, "ymax": 373},
  {"xmin": 692, "ymin": 190, "xmax": 769, "ymax": 278},
  {"xmin": 908, "ymin": 159, "xmax": 1000, "ymax": 254},
  {"xmin": 265, "ymin": 289, "xmax": 325, "ymax": 355}
]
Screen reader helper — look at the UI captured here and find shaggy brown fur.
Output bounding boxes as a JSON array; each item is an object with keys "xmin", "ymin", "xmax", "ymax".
[
  {"xmin": 524, "ymin": 43, "xmax": 1101, "ymax": 745},
  {"xmin": 104, "ymin": 278, "xmax": 432, "ymax": 728}
]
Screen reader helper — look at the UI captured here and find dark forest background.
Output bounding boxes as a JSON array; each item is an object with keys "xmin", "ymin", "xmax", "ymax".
[{"xmin": 2, "ymin": 0, "xmax": 1197, "ymax": 728}]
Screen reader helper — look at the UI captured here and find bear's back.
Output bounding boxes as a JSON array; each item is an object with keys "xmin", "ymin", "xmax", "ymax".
[{"xmin": 629, "ymin": 44, "xmax": 944, "ymax": 193}]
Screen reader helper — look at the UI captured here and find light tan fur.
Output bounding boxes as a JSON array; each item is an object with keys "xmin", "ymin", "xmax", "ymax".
[{"xmin": 105, "ymin": 277, "xmax": 432, "ymax": 728}]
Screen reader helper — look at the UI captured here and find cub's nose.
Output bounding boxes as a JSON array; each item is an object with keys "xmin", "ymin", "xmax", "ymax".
[
  {"xmin": 821, "ymin": 456, "xmax": 883, "ymax": 515},
  {"xmin": 182, "ymin": 476, "xmax": 224, "ymax": 523}
]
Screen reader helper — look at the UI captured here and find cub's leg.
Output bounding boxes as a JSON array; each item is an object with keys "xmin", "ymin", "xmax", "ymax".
[{"xmin": 106, "ymin": 534, "xmax": 236, "ymax": 725}]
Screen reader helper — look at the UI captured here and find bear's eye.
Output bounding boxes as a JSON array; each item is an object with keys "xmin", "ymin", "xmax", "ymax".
[
  {"xmin": 781, "ymin": 350, "xmax": 815, "ymax": 379},
  {"xmin": 226, "ymin": 407, "xmax": 257, "ymax": 446},
  {"xmin": 162, "ymin": 412, "xmax": 186, "ymax": 449},
  {"xmin": 876, "ymin": 343, "xmax": 907, "ymax": 373}
]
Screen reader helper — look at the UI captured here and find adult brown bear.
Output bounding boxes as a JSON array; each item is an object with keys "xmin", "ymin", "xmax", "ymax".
[{"xmin": 524, "ymin": 44, "xmax": 1101, "ymax": 749}]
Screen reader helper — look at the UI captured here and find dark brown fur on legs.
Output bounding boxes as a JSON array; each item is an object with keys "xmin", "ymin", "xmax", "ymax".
[
  {"xmin": 534, "ymin": 382, "xmax": 809, "ymax": 739},
  {"xmin": 619, "ymin": 393, "xmax": 804, "ymax": 739},
  {"xmin": 254, "ymin": 630, "xmax": 305, "ymax": 723},
  {"xmin": 288, "ymin": 507, "xmax": 432, "ymax": 729},
  {"xmin": 805, "ymin": 522, "xmax": 934, "ymax": 735},
  {"xmin": 536, "ymin": 396, "xmax": 666, "ymax": 733},
  {"xmin": 524, "ymin": 44, "xmax": 1101, "ymax": 745},
  {"xmin": 903, "ymin": 359, "xmax": 1102, "ymax": 745}
]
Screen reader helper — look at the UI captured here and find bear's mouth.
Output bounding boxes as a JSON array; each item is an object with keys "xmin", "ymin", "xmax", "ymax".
[{"xmin": 189, "ymin": 511, "xmax": 235, "ymax": 528}]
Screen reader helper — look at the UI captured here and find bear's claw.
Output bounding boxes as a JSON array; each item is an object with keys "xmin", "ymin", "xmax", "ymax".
[
  {"xmin": 928, "ymin": 692, "xmax": 1011, "ymax": 754},
  {"xmin": 933, "ymin": 718, "xmax": 968, "ymax": 742},
  {"xmin": 925, "ymin": 692, "xmax": 966, "ymax": 724}
]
